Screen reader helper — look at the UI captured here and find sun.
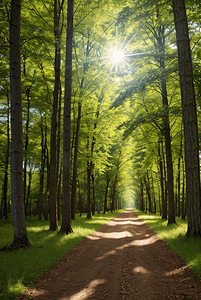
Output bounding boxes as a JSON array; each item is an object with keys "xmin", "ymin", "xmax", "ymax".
[{"xmin": 110, "ymin": 49, "xmax": 125, "ymax": 64}]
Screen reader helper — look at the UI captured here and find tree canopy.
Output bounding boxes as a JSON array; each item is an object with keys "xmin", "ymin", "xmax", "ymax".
[{"xmin": 0, "ymin": 0, "xmax": 201, "ymax": 241}]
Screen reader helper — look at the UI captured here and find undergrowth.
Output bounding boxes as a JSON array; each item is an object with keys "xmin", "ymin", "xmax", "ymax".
[
  {"xmin": 0, "ymin": 209, "xmax": 125, "ymax": 300},
  {"xmin": 135, "ymin": 210, "xmax": 201, "ymax": 281}
]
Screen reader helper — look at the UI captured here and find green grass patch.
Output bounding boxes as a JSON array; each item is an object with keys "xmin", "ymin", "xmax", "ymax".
[
  {"xmin": 134, "ymin": 210, "xmax": 201, "ymax": 281},
  {"xmin": 0, "ymin": 209, "xmax": 125, "ymax": 300}
]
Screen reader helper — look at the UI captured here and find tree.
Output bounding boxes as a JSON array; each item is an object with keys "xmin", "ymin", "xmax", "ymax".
[
  {"xmin": 60, "ymin": 0, "xmax": 73, "ymax": 234},
  {"xmin": 173, "ymin": 0, "xmax": 201, "ymax": 235},
  {"xmin": 49, "ymin": 0, "xmax": 64, "ymax": 230},
  {"xmin": 9, "ymin": 0, "xmax": 29, "ymax": 248}
]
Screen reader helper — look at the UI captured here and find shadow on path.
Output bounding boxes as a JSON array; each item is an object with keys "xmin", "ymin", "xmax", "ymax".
[{"xmin": 16, "ymin": 209, "xmax": 201, "ymax": 300}]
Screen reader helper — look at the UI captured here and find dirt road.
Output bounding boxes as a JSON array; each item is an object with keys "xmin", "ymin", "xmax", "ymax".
[{"xmin": 16, "ymin": 209, "xmax": 201, "ymax": 299}]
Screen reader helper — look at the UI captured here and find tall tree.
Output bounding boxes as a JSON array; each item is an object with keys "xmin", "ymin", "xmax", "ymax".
[
  {"xmin": 173, "ymin": 0, "xmax": 201, "ymax": 235},
  {"xmin": 60, "ymin": 0, "xmax": 73, "ymax": 234},
  {"xmin": 49, "ymin": 0, "xmax": 64, "ymax": 230},
  {"xmin": 9, "ymin": 0, "xmax": 29, "ymax": 248}
]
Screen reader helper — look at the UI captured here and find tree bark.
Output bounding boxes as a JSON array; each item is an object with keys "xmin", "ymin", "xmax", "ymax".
[
  {"xmin": 140, "ymin": 178, "xmax": 144, "ymax": 211},
  {"xmin": 39, "ymin": 116, "xmax": 46, "ymax": 220},
  {"xmin": 111, "ymin": 175, "xmax": 117, "ymax": 213},
  {"xmin": 177, "ymin": 128, "xmax": 183, "ymax": 218},
  {"xmin": 71, "ymin": 102, "xmax": 81, "ymax": 219},
  {"xmin": 60, "ymin": 0, "xmax": 73, "ymax": 234},
  {"xmin": 44, "ymin": 119, "xmax": 49, "ymax": 221},
  {"xmin": 91, "ymin": 172, "xmax": 95, "ymax": 215},
  {"xmin": 144, "ymin": 172, "xmax": 152, "ymax": 213},
  {"xmin": 104, "ymin": 178, "xmax": 110, "ymax": 214},
  {"xmin": 49, "ymin": 0, "xmax": 63, "ymax": 230},
  {"xmin": 160, "ymin": 54, "xmax": 175, "ymax": 224},
  {"xmin": 1, "ymin": 87, "xmax": 9, "ymax": 220},
  {"xmin": 9, "ymin": 0, "xmax": 29, "ymax": 248},
  {"xmin": 87, "ymin": 160, "xmax": 91, "ymax": 219},
  {"xmin": 173, "ymin": 0, "xmax": 201, "ymax": 235},
  {"xmin": 181, "ymin": 155, "xmax": 186, "ymax": 220},
  {"xmin": 25, "ymin": 166, "xmax": 32, "ymax": 216},
  {"xmin": 158, "ymin": 140, "xmax": 166, "ymax": 219}
]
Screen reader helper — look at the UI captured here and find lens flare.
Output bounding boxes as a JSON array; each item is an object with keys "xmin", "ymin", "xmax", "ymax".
[{"xmin": 111, "ymin": 49, "xmax": 125, "ymax": 64}]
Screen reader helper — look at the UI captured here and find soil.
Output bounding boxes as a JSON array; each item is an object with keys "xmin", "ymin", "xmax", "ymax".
[{"xmin": 16, "ymin": 209, "xmax": 201, "ymax": 300}]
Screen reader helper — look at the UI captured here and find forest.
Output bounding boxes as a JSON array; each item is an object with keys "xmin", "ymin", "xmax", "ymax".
[{"xmin": 0, "ymin": 0, "xmax": 201, "ymax": 249}]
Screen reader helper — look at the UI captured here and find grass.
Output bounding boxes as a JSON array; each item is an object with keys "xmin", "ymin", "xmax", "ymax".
[
  {"xmin": 135, "ymin": 210, "xmax": 201, "ymax": 281},
  {"xmin": 0, "ymin": 209, "xmax": 125, "ymax": 300}
]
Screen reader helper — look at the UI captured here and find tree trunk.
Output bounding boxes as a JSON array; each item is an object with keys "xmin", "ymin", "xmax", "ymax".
[
  {"xmin": 60, "ymin": 0, "xmax": 73, "ymax": 234},
  {"xmin": 104, "ymin": 178, "xmax": 110, "ymax": 214},
  {"xmin": 158, "ymin": 140, "xmax": 166, "ymax": 219},
  {"xmin": 160, "ymin": 61, "xmax": 175, "ymax": 224},
  {"xmin": 181, "ymin": 155, "xmax": 186, "ymax": 220},
  {"xmin": 177, "ymin": 129, "xmax": 182, "ymax": 218},
  {"xmin": 10, "ymin": 0, "xmax": 29, "ymax": 248},
  {"xmin": 1, "ymin": 89, "xmax": 9, "ymax": 219},
  {"xmin": 56, "ymin": 82, "xmax": 62, "ymax": 221},
  {"xmin": 87, "ymin": 161, "xmax": 91, "ymax": 219},
  {"xmin": 57, "ymin": 163, "xmax": 62, "ymax": 221},
  {"xmin": 71, "ymin": 102, "xmax": 81, "ymax": 219},
  {"xmin": 111, "ymin": 175, "xmax": 117, "ymax": 213},
  {"xmin": 151, "ymin": 171, "xmax": 156, "ymax": 214},
  {"xmin": 49, "ymin": 0, "xmax": 62, "ymax": 230},
  {"xmin": 161, "ymin": 140, "xmax": 168, "ymax": 219},
  {"xmin": 44, "ymin": 119, "xmax": 49, "ymax": 221},
  {"xmin": 25, "ymin": 166, "xmax": 32, "ymax": 216},
  {"xmin": 140, "ymin": 178, "xmax": 144, "ymax": 211},
  {"xmin": 145, "ymin": 172, "xmax": 152, "ymax": 213},
  {"xmin": 173, "ymin": 0, "xmax": 201, "ymax": 235},
  {"xmin": 91, "ymin": 172, "xmax": 95, "ymax": 215},
  {"xmin": 39, "ymin": 116, "xmax": 46, "ymax": 220}
]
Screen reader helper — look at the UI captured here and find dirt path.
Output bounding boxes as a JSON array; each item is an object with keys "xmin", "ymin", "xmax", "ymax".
[{"xmin": 16, "ymin": 209, "xmax": 201, "ymax": 300}]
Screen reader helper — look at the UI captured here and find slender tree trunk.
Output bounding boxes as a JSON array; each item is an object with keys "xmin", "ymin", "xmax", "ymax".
[
  {"xmin": 25, "ymin": 166, "xmax": 32, "ymax": 216},
  {"xmin": 44, "ymin": 119, "xmax": 49, "ymax": 221},
  {"xmin": 145, "ymin": 172, "xmax": 152, "ymax": 213},
  {"xmin": 104, "ymin": 178, "xmax": 110, "ymax": 214},
  {"xmin": 9, "ymin": 0, "xmax": 29, "ymax": 248},
  {"xmin": 177, "ymin": 129, "xmax": 182, "ymax": 217},
  {"xmin": 91, "ymin": 172, "xmax": 95, "ymax": 215},
  {"xmin": 161, "ymin": 69, "xmax": 175, "ymax": 224},
  {"xmin": 71, "ymin": 102, "xmax": 81, "ymax": 219},
  {"xmin": 140, "ymin": 178, "xmax": 144, "ymax": 211},
  {"xmin": 23, "ymin": 69, "xmax": 34, "ymax": 217},
  {"xmin": 57, "ymin": 164, "xmax": 62, "ymax": 221},
  {"xmin": 111, "ymin": 175, "xmax": 117, "ymax": 213},
  {"xmin": 56, "ymin": 83, "xmax": 62, "ymax": 221},
  {"xmin": 87, "ymin": 161, "xmax": 91, "ymax": 219},
  {"xmin": 173, "ymin": 0, "xmax": 201, "ymax": 235},
  {"xmin": 162, "ymin": 140, "xmax": 168, "ymax": 219},
  {"xmin": 49, "ymin": 0, "xmax": 62, "ymax": 230},
  {"xmin": 39, "ymin": 116, "xmax": 45, "ymax": 220},
  {"xmin": 1, "ymin": 90, "xmax": 9, "ymax": 219},
  {"xmin": 158, "ymin": 140, "xmax": 166, "ymax": 219},
  {"xmin": 175, "ymin": 179, "xmax": 178, "ymax": 216},
  {"xmin": 181, "ymin": 156, "xmax": 186, "ymax": 220},
  {"xmin": 151, "ymin": 171, "xmax": 156, "ymax": 214},
  {"xmin": 60, "ymin": 0, "xmax": 73, "ymax": 234}
]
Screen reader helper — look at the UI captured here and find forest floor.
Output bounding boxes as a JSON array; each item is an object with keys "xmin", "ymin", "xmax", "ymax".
[{"xmin": 16, "ymin": 209, "xmax": 201, "ymax": 300}]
